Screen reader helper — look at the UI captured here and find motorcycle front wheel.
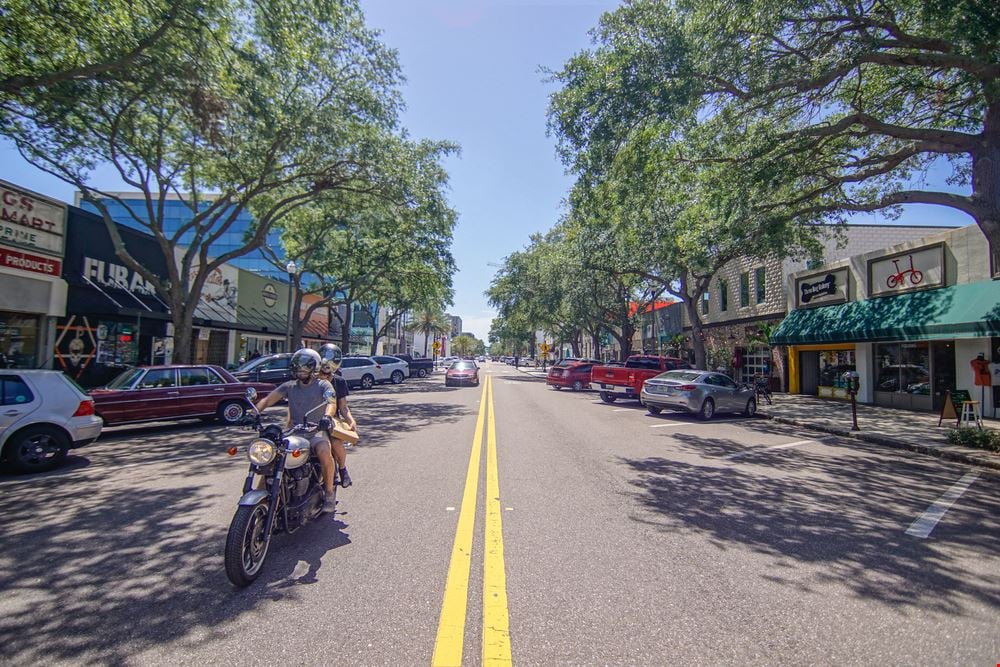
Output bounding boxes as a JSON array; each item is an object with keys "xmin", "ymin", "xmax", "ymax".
[{"xmin": 225, "ymin": 501, "xmax": 272, "ymax": 587}]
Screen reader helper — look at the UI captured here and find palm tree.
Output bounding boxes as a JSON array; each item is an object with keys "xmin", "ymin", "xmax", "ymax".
[{"xmin": 406, "ymin": 309, "xmax": 451, "ymax": 357}]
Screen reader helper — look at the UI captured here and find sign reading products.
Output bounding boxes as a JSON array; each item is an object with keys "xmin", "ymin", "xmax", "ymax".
[
  {"xmin": 0, "ymin": 182, "xmax": 66, "ymax": 257},
  {"xmin": 869, "ymin": 244, "xmax": 944, "ymax": 297},
  {"xmin": 795, "ymin": 267, "xmax": 849, "ymax": 308},
  {"xmin": 0, "ymin": 246, "xmax": 62, "ymax": 276}
]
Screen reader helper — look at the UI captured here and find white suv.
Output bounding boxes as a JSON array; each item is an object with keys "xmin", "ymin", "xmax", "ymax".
[
  {"xmin": 1, "ymin": 370, "xmax": 103, "ymax": 473},
  {"xmin": 337, "ymin": 357, "xmax": 381, "ymax": 390},
  {"xmin": 371, "ymin": 355, "xmax": 409, "ymax": 384}
]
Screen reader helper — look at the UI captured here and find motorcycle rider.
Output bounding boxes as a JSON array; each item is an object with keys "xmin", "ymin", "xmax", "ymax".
[
  {"xmin": 252, "ymin": 348, "xmax": 346, "ymax": 514},
  {"xmin": 317, "ymin": 343, "xmax": 357, "ymax": 488}
]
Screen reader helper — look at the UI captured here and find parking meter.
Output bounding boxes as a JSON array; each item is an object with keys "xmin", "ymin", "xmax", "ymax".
[{"xmin": 845, "ymin": 371, "xmax": 860, "ymax": 431}]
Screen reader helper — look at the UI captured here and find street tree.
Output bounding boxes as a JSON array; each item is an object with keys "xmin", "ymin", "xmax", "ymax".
[
  {"xmin": 549, "ymin": 0, "xmax": 1000, "ymax": 250},
  {"xmin": 4, "ymin": 0, "xmax": 409, "ymax": 362},
  {"xmin": 405, "ymin": 308, "xmax": 451, "ymax": 357}
]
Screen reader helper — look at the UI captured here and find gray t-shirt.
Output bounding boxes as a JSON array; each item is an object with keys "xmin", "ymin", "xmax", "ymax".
[{"xmin": 276, "ymin": 378, "xmax": 334, "ymax": 425}]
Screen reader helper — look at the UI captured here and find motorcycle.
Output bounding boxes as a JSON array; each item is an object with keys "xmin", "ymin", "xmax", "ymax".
[{"xmin": 224, "ymin": 386, "xmax": 337, "ymax": 587}]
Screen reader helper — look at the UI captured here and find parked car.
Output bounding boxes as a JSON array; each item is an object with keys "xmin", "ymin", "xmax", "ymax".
[
  {"xmin": 640, "ymin": 369, "xmax": 757, "ymax": 420},
  {"xmin": 371, "ymin": 355, "xmax": 409, "ymax": 384},
  {"xmin": 394, "ymin": 353, "xmax": 434, "ymax": 378},
  {"xmin": 0, "ymin": 370, "xmax": 103, "ymax": 473},
  {"xmin": 90, "ymin": 365, "xmax": 275, "ymax": 426},
  {"xmin": 547, "ymin": 360, "xmax": 598, "ymax": 392},
  {"xmin": 445, "ymin": 360, "xmax": 480, "ymax": 387},
  {"xmin": 338, "ymin": 357, "xmax": 381, "ymax": 390},
  {"xmin": 231, "ymin": 353, "xmax": 294, "ymax": 385},
  {"xmin": 590, "ymin": 355, "xmax": 692, "ymax": 403}
]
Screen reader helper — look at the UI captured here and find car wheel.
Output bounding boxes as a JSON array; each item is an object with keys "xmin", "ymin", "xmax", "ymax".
[
  {"xmin": 417, "ymin": 368, "xmax": 428, "ymax": 378},
  {"xmin": 391, "ymin": 370, "xmax": 404, "ymax": 384},
  {"xmin": 744, "ymin": 397, "xmax": 757, "ymax": 417},
  {"xmin": 5, "ymin": 426, "xmax": 69, "ymax": 474},
  {"xmin": 647, "ymin": 405, "xmax": 662, "ymax": 415},
  {"xmin": 599, "ymin": 391, "xmax": 617, "ymax": 404},
  {"xmin": 361, "ymin": 374, "xmax": 375, "ymax": 390},
  {"xmin": 572, "ymin": 380, "xmax": 583, "ymax": 391},
  {"xmin": 699, "ymin": 398, "xmax": 715, "ymax": 421},
  {"xmin": 218, "ymin": 400, "xmax": 248, "ymax": 425}
]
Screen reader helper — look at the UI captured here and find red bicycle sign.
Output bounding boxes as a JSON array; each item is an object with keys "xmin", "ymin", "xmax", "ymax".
[{"xmin": 886, "ymin": 254, "xmax": 923, "ymax": 288}]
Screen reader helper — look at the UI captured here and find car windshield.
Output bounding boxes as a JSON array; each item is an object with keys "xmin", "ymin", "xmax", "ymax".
[
  {"xmin": 655, "ymin": 370, "xmax": 702, "ymax": 383},
  {"xmin": 451, "ymin": 361, "xmax": 476, "ymax": 370},
  {"xmin": 235, "ymin": 356, "xmax": 268, "ymax": 372},
  {"xmin": 106, "ymin": 367, "xmax": 144, "ymax": 390}
]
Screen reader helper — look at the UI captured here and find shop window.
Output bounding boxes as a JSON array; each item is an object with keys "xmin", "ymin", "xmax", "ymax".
[
  {"xmin": 755, "ymin": 267, "xmax": 766, "ymax": 303},
  {"xmin": 739, "ymin": 273, "xmax": 750, "ymax": 307},
  {"xmin": 719, "ymin": 281, "xmax": 728, "ymax": 312},
  {"xmin": 0, "ymin": 313, "xmax": 40, "ymax": 369},
  {"xmin": 875, "ymin": 343, "xmax": 930, "ymax": 394},
  {"xmin": 818, "ymin": 350, "xmax": 856, "ymax": 399},
  {"xmin": 739, "ymin": 347, "xmax": 771, "ymax": 385},
  {"xmin": 701, "ymin": 292, "xmax": 709, "ymax": 315},
  {"xmin": 992, "ymin": 243, "xmax": 1000, "ymax": 278},
  {"xmin": 1, "ymin": 376, "xmax": 35, "ymax": 405}
]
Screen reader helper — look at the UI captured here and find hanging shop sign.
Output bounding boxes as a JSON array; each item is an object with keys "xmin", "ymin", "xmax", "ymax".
[
  {"xmin": 0, "ymin": 180, "xmax": 66, "ymax": 257},
  {"xmin": 868, "ymin": 243, "xmax": 945, "ymax": 298},
  {"xmin": 795, "ymin": 267, "xmax": 849, "ymax": 309},
  {"xmin": 0, "ymin": 245, "xmax": 62, "ymax": 277}
]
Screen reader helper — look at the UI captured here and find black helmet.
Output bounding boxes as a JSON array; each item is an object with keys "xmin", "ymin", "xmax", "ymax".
[
  {"xmin": 318, "ymin": 343, "xmax": 342, "ymax": 374},
  {"xmin": 290, "ymin": 348, "xmax": 321, "ymax": 376}
]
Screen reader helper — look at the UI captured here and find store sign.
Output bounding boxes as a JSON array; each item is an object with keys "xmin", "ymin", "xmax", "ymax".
[
  {"xmin": 0, "ymin": 245, "xmax": 62, "ymax": 276},
  {"xmin": 0, "ymin": 182, "xmax": 66, "ymax": 257},
  {"xmin": 82, "ymin": 256, "xmax": 156, "ymax": 295},
  {"xmin": 795, "ymin": 267, "xmax": 849, "ymax": 308},
  {"xmin": 869, "ymin": 244, "xmax": 944, "ymax": 297}
]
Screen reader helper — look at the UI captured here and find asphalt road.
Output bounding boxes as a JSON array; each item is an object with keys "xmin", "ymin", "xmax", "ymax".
[{"xmin": 0, "ymin": 362, "xmax": 997, "ymax": 665}]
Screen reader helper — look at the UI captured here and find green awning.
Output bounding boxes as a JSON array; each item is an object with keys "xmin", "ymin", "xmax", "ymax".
[{"xmin": 770, "ymin": 280, "xmax": 1000, "ymax": 345}]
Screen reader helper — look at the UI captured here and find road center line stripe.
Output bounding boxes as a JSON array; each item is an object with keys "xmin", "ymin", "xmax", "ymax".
[
  {"xmin": 431, "ymin": 377, "xmax": 489, "ymax": 667},
  {"xmin": 724, "ymin": 439, "xmax": 817, "ymax": 460},
  {"xmin": 483, "ymin": 375, "xmax": 513, "ymax": 665},
  {"xmin": 905, "ymin": 471, "xmax": 979, "ymax": 539}
]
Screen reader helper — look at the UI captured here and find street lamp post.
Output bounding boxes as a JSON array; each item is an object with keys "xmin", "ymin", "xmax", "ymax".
[{"xmin": 285, "ymin": 260, "xmax": 297, "ymax": 351}]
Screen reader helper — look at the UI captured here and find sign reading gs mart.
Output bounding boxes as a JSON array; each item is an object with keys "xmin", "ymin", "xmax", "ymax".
[
  {"xmin": 795, "ymin": 267, "xmax": 849, "ymax": 308},
  {"xmin": 0, "ymin": 180, "xmax": 66, "ymax": 257}
]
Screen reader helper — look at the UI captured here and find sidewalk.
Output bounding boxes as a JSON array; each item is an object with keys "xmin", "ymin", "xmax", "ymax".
[{"xmin": 508, "ymin": 364, "xmax": 1000, "ymax": 473}]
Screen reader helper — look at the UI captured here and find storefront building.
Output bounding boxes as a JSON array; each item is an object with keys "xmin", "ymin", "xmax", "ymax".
[
  {"xmin": 772, "ymin": 224, "xmax": 999, "ymax": 415},
  {"xmin": 236, "ymin": 268, "xmax": 290, "ymax": 360},
  {"xmin": 0, "ymin": 180, "xmax": 69, "ymax": 369},
  {"xmin": 683, "ymin": 223, "xmax": 958, "ymax": 390},
  {"xmin": 58, "ymin": 206, "xmax": 172, "ymax": 387}
]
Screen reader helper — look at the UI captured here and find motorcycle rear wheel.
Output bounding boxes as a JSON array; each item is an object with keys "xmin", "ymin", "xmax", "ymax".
[{"xmin": 225, "ymin": 501, "xmax": 272, "ymax": 587}]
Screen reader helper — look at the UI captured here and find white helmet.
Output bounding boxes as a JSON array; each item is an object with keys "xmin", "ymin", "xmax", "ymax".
[
  {"xmin": 318, "ymin": 343, "xmax": 343, "ymax": 375},
  {"xmin": 290, "ymin": 348, "xmax": 321, "ymax": 376}
]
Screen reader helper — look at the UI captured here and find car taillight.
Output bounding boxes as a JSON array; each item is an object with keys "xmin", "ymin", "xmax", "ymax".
[
  {"xmin": 73, "ymin": 400, "xmax": 95, "ymax": 417},
  {"xmin": 677, "ymin": 385, "xmax": 696, "ymax": 391}
]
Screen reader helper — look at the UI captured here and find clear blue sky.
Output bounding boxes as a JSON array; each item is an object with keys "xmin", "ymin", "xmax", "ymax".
[{"xmin": 2, "ymin": 0, "xmax": 975, "ymax": 342}]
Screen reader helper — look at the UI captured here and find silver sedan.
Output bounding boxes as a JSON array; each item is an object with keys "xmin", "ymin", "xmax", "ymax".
[{"xmin": 640, "ymin": 370, "xmax": 757, "ymax": 420}]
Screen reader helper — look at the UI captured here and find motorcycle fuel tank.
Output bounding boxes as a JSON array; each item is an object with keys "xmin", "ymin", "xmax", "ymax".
[{"xmin": 283, "ymin": 434, "xmax": 313, "ymax": 469}]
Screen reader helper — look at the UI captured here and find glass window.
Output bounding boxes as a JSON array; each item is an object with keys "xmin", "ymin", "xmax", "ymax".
[
  {"xmin": 106, "ymin": 367, "xmax": 144, "ymax": 390},
  {"xmin": 755, "ymin": 267, "xmax": 766, "ymax": 303},
  {"xmin": 740, "ymin": 272, "xmax": 750, "ymax": 307},
  {"xmin": 206, "ymin": 368, "xmax": 226, "ymax": 384},
  {"xmin": 0, "ymin": 313, "xmax": 40, "ymax": 369},
  {"xmin": 719, "ymin": 281, "xmax": 728, "ymax": 312},
  {"xmin": 819, "ymin": 350, "xmax": 856, "ymax": 390},
  {"xmin": 179, "ymin": 368, "xmax": 212, "ymax": 386},
  {"xmin": 1, "ymin": 376, "xmax": 34, "ymax": 405},
  {"xmin": 139, "ymin": 368, "xmax": 176, "ymax": 389},
  {"xmin": 701, "ymin": 292, "xmax": 709, "ymax": 315},
  {"xmin": 265, "ymin": 357, "xmax": 289, "ymax": 370},
  {"xmin": 875, "ymin": 343, "xmax": 930, "ymax": 394}
]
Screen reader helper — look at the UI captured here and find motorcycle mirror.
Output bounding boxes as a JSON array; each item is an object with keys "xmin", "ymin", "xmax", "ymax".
[
  {"xmin": 323, "ymin": 388, "xmax": 337, "ymax": 404},
  {"xmin": 245, "ymin": 387, "xmax": 258, "ymax": 402}
]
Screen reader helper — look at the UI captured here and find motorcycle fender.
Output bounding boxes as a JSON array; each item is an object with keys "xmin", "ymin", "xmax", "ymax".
[{"xmin": 237, "ymin": 489, "xmax": 270, "ymax": 507}]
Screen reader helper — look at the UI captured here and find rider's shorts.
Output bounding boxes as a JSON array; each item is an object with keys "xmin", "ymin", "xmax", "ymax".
[{"xmin": 309, "ymin": 432, "xmax": 331, "ymax": 450}]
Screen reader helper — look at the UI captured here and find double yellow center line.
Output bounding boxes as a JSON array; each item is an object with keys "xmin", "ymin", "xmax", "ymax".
[{"xmin": 432, "ymin": 375, "xmax": 512, "ymax": 666}]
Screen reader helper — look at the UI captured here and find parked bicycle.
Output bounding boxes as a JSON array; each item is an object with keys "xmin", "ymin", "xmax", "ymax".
[{"xmin": 753, "ymin": 373, "xmax": 773, "ymax": 405}]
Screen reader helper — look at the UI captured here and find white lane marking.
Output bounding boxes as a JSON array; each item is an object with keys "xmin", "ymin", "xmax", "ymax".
[
  {"xmin": 905, "ymin": 472, "xmax": 980, "ymax": 539},
  {"xmin": 611, "ymin": 409, "xmax": 633, "ymax": 412},
  {"xmin": 446, "ymin": 507, "xmax": 456, "ymax": 511},
  {"xmin": 648, "ymin": 419, "xmax": 742, "ymax": 428},
  {"xmin": 724, "ymin": 438, "xmax": 818, "ymax": 460}
]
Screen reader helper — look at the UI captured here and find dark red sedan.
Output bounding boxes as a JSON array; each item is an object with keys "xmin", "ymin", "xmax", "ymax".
[
  {"xmin": 445, "ymin": 360, "xmax": 480, "ymax": 387},
  {"xmin": 90, "ymin": 365, "xmax": 275, "ymax": 426},
  {"xmin": 547, "ymin": 359, "xmax": 599, "ymax": 391}
]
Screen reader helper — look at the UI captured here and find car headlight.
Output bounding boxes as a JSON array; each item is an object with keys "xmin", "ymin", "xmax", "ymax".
[{"xmin": 247, "ymin": 439, "xmax": 277, "ymax": 466}]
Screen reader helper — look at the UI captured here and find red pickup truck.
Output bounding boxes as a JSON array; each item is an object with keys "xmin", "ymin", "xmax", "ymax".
[{"xmin": 590, "ymin": 355, "xmax": 692, "ymax": 403}]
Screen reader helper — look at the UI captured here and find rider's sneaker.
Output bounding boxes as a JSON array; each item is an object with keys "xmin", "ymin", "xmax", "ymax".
[
  {"xmin": 339, "ymin": 468, "xmax": 352, "ymax": 488},
  {"xmin": 321, "ymin": 493, "xmax": 337, "ymax": 513}
]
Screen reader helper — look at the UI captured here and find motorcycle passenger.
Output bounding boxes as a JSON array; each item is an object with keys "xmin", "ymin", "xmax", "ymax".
[
  {"xmin": 317, "ymin": 343, "xmax": 357, "ymax": 489},
  {"xmin": 252, "ymin": 348, "xmax": 345, "ymax": 514}
]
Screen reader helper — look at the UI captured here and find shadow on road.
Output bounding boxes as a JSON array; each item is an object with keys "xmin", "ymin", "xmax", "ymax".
[{"xmin": 618, "ymin": 432, "xmax": 1000, "ymax": 613}]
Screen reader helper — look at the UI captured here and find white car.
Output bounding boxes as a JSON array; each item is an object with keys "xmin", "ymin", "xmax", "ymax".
[
  {"xmin": 1, "ymin": 370, "xmax": 103, "ymax": 473},
  {"xmin": 337, "ymin": 357, "xmax": 381, "ymax": 390},
  {"xmin": 372, "ymin": 355, "xmax": 409, "ymax": 383}
]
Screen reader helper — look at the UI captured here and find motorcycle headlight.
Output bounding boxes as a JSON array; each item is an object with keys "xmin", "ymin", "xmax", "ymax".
[{"xmin": 247, "ymin": 439, "xmax": 277, "ymax": 466}]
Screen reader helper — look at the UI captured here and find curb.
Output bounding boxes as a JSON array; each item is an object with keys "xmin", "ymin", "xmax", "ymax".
[{"xmin": 761, "ymin": 413, "xmax": 1000, "ymax": 475}]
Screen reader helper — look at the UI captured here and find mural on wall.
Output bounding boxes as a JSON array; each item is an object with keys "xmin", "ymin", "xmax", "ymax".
[
  {"xmin": 54, "ymin": 316, "xmax": 97, "ymax": 379},
  {"xmin": 176, "ymin": 247, "xmax": 239, "ymax": 322}
]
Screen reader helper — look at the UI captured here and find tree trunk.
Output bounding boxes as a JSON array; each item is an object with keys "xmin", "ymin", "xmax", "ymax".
[
  {"xmin": 974, "ymin": 101, "xmax": 1000, "ymax": 255},
  {"xmin": 171, "ymin": 306, "xmax": 197, "ymax": 364},
  {"xmin": 340, "ymin": 301, "xmax": 354, "ymax": 351},
  {"xmin": 290, "ymin": 278, "xmax": 305, "ymax": 350},
  {"xmin": 422, "ymin": 328, "xmax": 430, "ymax": 356},
  {"xmin": 683, "ymin": 298, "xmax": 706, "ymax": 370}
]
